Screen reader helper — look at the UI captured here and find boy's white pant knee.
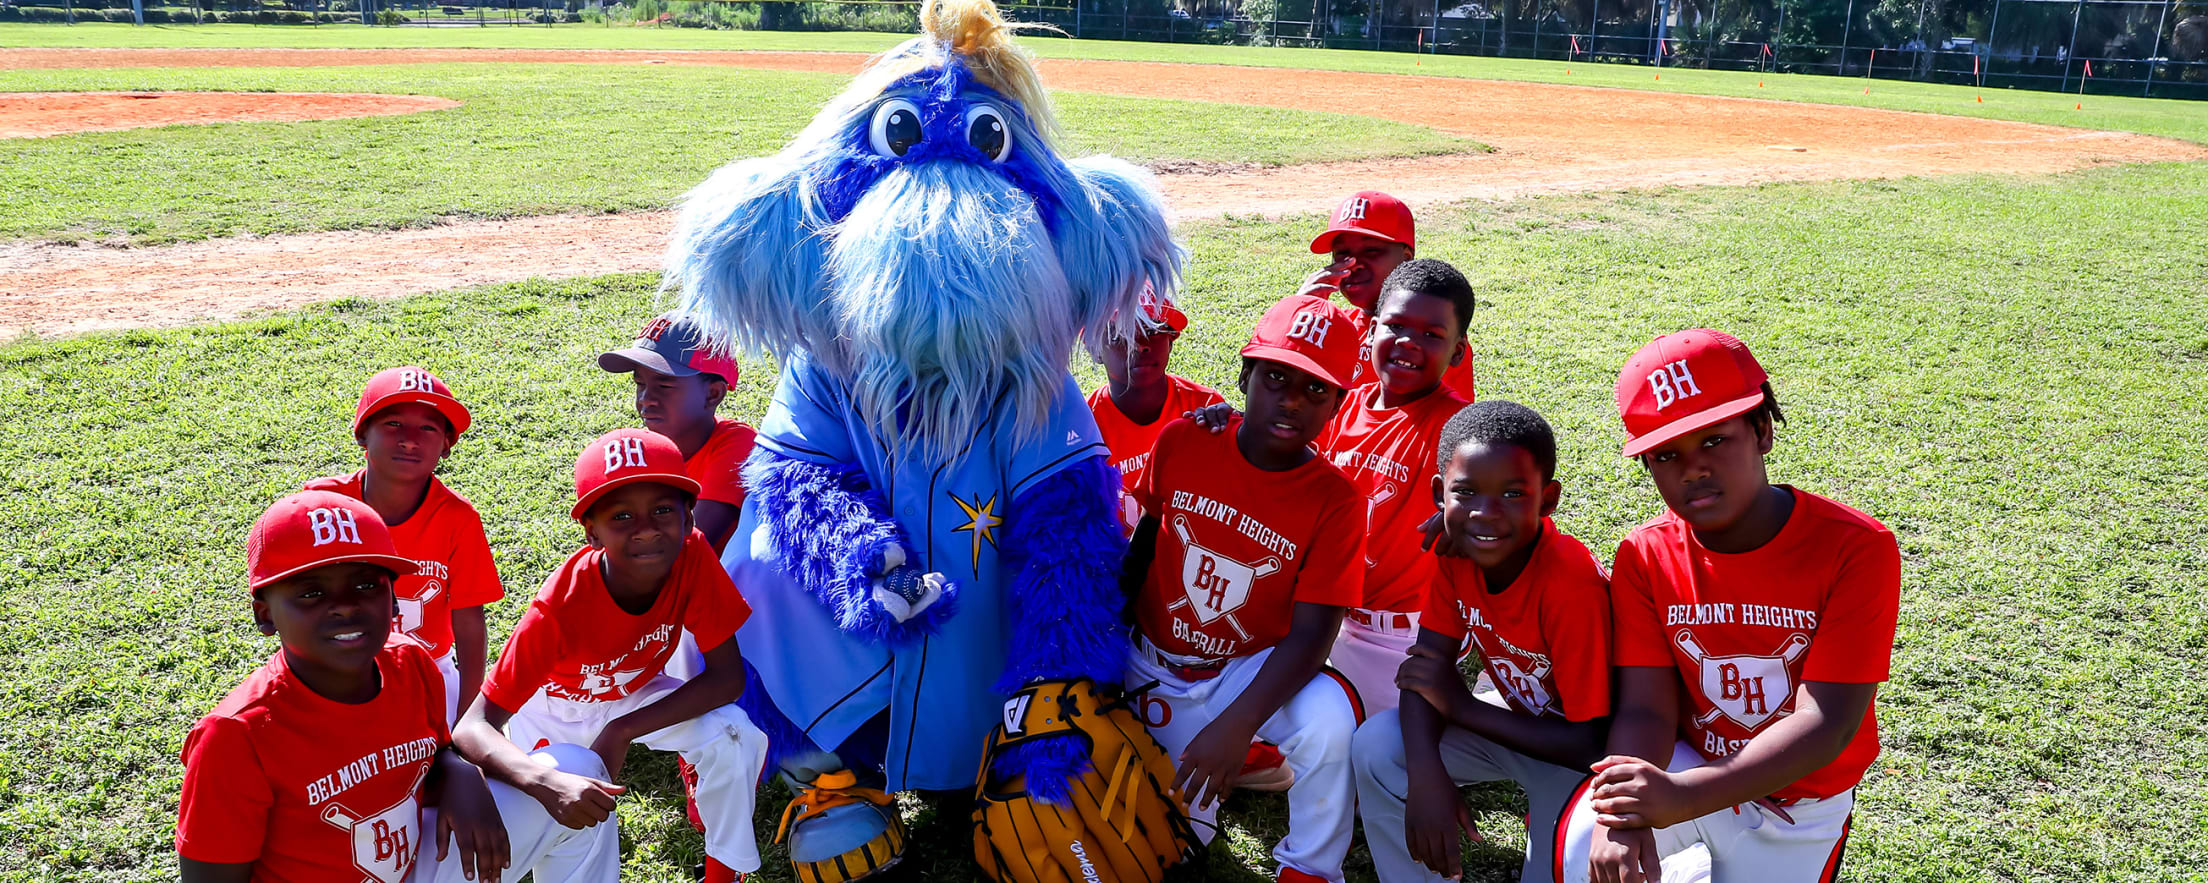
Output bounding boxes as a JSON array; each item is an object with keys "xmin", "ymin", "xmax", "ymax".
[
  {"xmin": 1327, "ymin": 615, "xmax": 1418, "ymax": 717},
  {"xmin": 436, "ymin": 652, "xmax": 462, "ymax": 727},
  {"xmin": 413, "ymin": 743, "xmax": 619, "ymax": 883},
  {"xmin": 1126, "ymin": 642, "xmax": 1359, "ymax": 883},
  {"xmin": 1352, "ymin": 707, "xmax": 1588, "ymax": 883},
  {"xmin": 1556, "ymin": 742, "xmax": 1853, "ymax": 883},
  {"xmin": 505, "ymin": 675, "xmax": 769, "ymax": 872}
]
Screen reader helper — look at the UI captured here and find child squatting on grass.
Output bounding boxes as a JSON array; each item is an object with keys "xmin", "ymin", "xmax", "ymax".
[
  {"xmin": 176, "ymin": 491, "xmax": 618, "ymax": 883},
  {"xmin": 451, "ymin": 428, "xmax": 768, "ymax": 883},
  {"xmin": 1352, "ymin": 400, "xmax": 1616, "ymax": 883},
  {"xmin": 1559, "ymin": 329, "xmax": 1902, "ymax": 883},
  {"xmin": 306, "ymin": 366, "xmax": 504, "ymax": 727}
]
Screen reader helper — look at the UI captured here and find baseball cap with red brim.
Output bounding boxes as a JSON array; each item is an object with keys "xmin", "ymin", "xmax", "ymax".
[
  {"xmin": 352, "ymin": 366, "xmax": 472, "ymax": 438},
  {"xmin": 571, "ymin": 428, "xmax": 702, "ymax": 520},
  {"xmin": 247, "ymin": 490, "xmax": 415, "ymax": 592},
  {"xmin": 1615, "ymin": 329, "xmax": 1770, "ymax": 457},
  {"xmin": 1240, "ymin": 294, "xmax": 1362, "ymax": 390},
  {"xmin": 1137, "ymin": 280, "xmax": 1189, "ymax": 335},
  {"xmin": 598, "ymin": 313, "xmax": 742, "ymax": 383},
  {"xmin": 1309, "ymin": 191, "xmax": 1416, "ymax": 254}
]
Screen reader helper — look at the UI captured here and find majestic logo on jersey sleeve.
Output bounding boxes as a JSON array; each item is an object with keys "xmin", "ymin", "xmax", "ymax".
[
  {"xmin": 1164, "ymin": 515, "xmax": 1276, "ymax": 644},
  {"xmin": 1676, "ymin": 630, "xmax": 1809, "ymax": 731}
]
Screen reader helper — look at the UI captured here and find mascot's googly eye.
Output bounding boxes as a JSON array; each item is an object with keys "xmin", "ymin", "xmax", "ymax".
[
  {"xmin": 869, "ymin": 99, "xmax": 925, "ymax": 157},
  {"xmin": 963, "ymin": 104, "xmax": 1012, "ymax": 163}
]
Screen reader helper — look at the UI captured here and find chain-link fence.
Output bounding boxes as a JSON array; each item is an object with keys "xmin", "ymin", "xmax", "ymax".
[{"xmin": 3, "ymin": 0, "xmax": 2201, "ymax": 98}]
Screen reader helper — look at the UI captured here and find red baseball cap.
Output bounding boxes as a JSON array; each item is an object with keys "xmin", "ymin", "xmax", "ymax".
[
  {"xmin": 246, "ymin": 491, "xmax": 415, "ymax": 592},
  {"xmin": 1615, "ymin": 329, "xmax": 1770, "ymax": 457},
  {"xmin": 353, "ymin": 366, "xmax": 471, "ymax": 438},
  {"xmin": 1138, "ymin": 280, "xmax": 1189, "ymax": 335},
  {"xmin": 599, "ymin": 313, "xmax": 742, "ymax": 384},
  {"xmin": 1240, "ymin": 294, "xmax": 1362, "ymax": 389},
  {"xmin": 571, "ymin": 428, "xmax": 702, "ymax": 520},
  {"xmin": 1309, "ymin": 191, "xmax": 1415, "ymax": 254}
]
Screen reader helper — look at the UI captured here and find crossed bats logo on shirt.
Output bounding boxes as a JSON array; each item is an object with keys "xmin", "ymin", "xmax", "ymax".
[
  {"xmin": 1165, "ymin": 515, "xmax": 1278, "ymax": 643},
  {"xmin": 318, "ymin": 765, "xmax": 429, "ymax": 883},
  {"xmin": 1676, "ymin": 631, "xmax": 1811, "ymax": 732}
]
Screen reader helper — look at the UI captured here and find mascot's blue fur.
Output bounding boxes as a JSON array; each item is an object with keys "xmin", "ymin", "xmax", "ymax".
[{"xmin": 663, "ymin": 0, "xmax": 1182, "ymax": 805}]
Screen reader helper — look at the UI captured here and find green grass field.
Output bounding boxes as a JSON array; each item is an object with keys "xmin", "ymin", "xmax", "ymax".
[{"xmin": 3, "ymin": 22, "xmax": 2206, "ymax": 883}]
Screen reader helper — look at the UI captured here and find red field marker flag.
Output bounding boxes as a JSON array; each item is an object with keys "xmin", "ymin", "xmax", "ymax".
[{"xmin": 2083, "ymin": 59, "xmax": 2094, "ymax": 78}]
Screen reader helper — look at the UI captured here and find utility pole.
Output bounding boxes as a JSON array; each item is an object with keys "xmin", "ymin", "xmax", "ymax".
[
  {"xmin": 2060, "ymin": 0, "xmax": 2083, "ymax": 92},
  {"xmin": 2144, "ymin": 0, "xmax": 2172, "ymax": 96},
  {"xmin": 1985, "ymin": 0, "xmax": 2003, "ymax": 84},
  {"xmin": 1839, "ymin": 0, "xmax": 1855, "ymax": 76},
  {"xmin": 1912, "ymin": 0, "xmax": 1929, "ymax": 79}
]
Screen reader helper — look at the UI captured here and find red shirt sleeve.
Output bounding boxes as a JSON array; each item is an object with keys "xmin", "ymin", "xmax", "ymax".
[
  {"xmin": 1291, "ymin": 488, "xmax": 1366, "ymax": 608},
  {"xmin": 1443, "ymin": 351, "xmax": 1476, "ymax": 402},
  {"xmin": 175, "ymin": 714, "xmax": 274, "ymax": 864},
  {"xmin": 1419, "ymin": 561, "xmax": 1469, "ymax": 642},
  {"xmin": 1542, "ymin": 572, "xmax": 1616, "ymax": 722},
  {"xmin": 1133, "ymin": 421, "xmax": 1176, "ymax": 515},
  {"xmin": 1608, "ymin": 539, "xmax": 1672, "ymax": 668},
  {"xmin": 682, "ymin": 535, "xmax": 752, "ymax": 655},
  {"xmin": 481, "ymin": 601, "xmax": 562, "ymax": 713},
  {"xmin": 695, "ymin": 423, "xmax": 757, "ymax": 507},
  {"xmin": 1800, "ymin": 527, "xmax": 1902, "ymax": 684},
  {"xmin": 445, "ymin": 506, "xmax": 504, "ymax": 610}
]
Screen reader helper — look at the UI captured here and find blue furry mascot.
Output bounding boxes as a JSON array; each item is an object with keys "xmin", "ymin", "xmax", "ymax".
[{"xmin": 661, "ymin": 0, "xmax": 1183, "ymax": 862}]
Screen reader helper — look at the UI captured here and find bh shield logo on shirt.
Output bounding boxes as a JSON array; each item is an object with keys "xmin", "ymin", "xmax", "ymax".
[
  {"xmin": 1166, "ymin": 515, "xmax": 1277, "ymax": 642},
  {"xmin": 321, "ymin": 795, "xmax": 421, "ymax": 883},
  {"xmin": 1676, "ymin": 631, "xmax": 1810, "ymax": 731},
  {"xmin": 392, "ymin": 578, "xmax": 443, "ymax": 639},
  {"xmin": 1489, "ymin": 653, "xmax": 1554, "ymax": 717}
]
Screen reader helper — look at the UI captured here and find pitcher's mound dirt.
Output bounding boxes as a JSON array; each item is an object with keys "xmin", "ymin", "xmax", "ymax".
[
  {"xmin": 2, "ymin": 48, "xmax": 2202, "ymax": 338},
  {"xmin": 0, "ymin": 91, "xmax": 459, "ymax": 139}
]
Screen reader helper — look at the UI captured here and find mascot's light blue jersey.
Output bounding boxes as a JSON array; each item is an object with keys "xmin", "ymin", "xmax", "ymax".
[{"xmin": 730, "ymin": 355, "xmax": 1107, "ymax": 789}]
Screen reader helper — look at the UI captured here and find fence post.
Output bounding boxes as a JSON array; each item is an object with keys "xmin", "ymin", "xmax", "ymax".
[
  {"xmin": 2144, "ymin": 0, "xmax": 2171, "ymax": 96},
  {"xmin": 2060, "ymin": 0, "xmax": 2083, "ymax": 92},
  {"xmin": 1839, "ymin": 0, "xmax": 1854, "ymax": 76},
  {"xmin": 1911, "ymin": 0, "xmax": 1927, "ymax": 78},
  {"xmin": 1985, "ymin": 0, "xmax": 2002, "ymax": 84},
  {"xmin": 1589, "ymin": 0, "xmax": 1598, "ymax": 58}
]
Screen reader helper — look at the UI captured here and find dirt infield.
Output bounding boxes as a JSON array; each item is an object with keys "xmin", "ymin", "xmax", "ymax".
[
  {"xmin": 4, "ymin": 47, "xmax": 2201, "ymax": 337},
  {"xmin": 0, "ymin": 90, "xmax": 459, "ymax": 139}
]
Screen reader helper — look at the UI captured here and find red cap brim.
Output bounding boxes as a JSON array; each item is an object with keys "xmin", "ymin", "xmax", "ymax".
[
  {"xmin": 353, "ymin": 392, "xmax": 472, "ymax": 438},
  {"xmin": 570, "ymin": 472, "xmax": 705, "ymax": 521},
  {"xmin": 1619, "ymin": 391, "xmax": 1765, "ymax": 457},
  {"xmin": 1309, "ymin": 226, "xmax": 1409, "ymax": 255},
  {"xmin": 1239, "ymin": 343, "xmax": 1353, "ymax": 390},
  {"xmin": 249, "ymin": 552, "xmax": 417, "ymax": 592}
]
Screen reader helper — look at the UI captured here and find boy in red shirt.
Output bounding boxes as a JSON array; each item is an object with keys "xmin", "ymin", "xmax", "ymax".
[
  {"xmin": 453, "ymin": 429, "xmax": 768, "ymax": 882},
  {"xmin": 1352, "ymin": 401, "xmax": 1613, "ymax": 883},
  {"xmin": 1298, "ymin": 192, "xmax": 1476, "ymax": 400},
  {"xmin": 599, "ymin": 312, "xmax": 756, "ymax": 554},
  {"xmin": 1088, "ymin": 293, "xmax": 1225, "ymax": 535},
  {"xmin": 307, "ymin": 366, "xmax": 503, "ymax": 725},
  {"xmin": 1122, "ymin": 293, "xmax": 1368, "ymax": 883},
  {"xmin": 1559, "ymin": 330, "xmax": 1902, "ymax": 883},
  {"xmin": 1319, "ymin": 259, "xmax": 1476, "ymax": 716},
  {"xmin": 176, "ymin": 491, "xmax": 616, "ymax": 883}
]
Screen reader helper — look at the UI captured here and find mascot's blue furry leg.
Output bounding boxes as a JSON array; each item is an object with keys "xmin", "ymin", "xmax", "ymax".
[
  {"xmin": 990, "ymin": 456, "xmax": 1132, "ymax": 804},
  {"xmin": 745, "ymin": 449, "xmax": 953, "ymax": 645},
  {"xmin": 735, "ymin": 658, "xmax": 819, "ymax": 776}
]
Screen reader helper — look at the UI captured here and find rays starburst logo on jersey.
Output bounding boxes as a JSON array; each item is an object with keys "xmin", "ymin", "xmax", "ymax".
[{"xmin": 951, "ymin": 493, "xmax": 1002, "ymax": 570}]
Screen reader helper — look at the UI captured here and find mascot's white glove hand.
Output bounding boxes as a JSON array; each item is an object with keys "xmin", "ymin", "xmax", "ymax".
[{"xmin": 869, "ymin": 546, "xmax": 948, "ymax": 623}]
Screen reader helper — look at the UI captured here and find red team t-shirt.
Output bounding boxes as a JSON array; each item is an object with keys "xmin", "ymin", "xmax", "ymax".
[
  {"xmin": 481, "ymin": 529, "xmax": 751, "ymax": 711},
  {"xmin": 303, "ymin": 472, "xmax": 505, "ymax": 660},
  {"xmin": 686, "ymin": 417, "xmax": 758, "ymax": 507},
  {"xmin": 1086, "ymin": 375, "xmax": 1227, "ymax": 534},
  {"xmin": 1610, "ymin": 488, "xmax": 1901, "ymax": 800},
  {"xmin": 1133, "ymin": 418, "xmax": 1366, "ymax": 660},
  {"xmin": 1320, "ymin": 383, "xmax": 1471, "ymax": 613},
  {"xmin": 1422, "ymin": 519, "xmax": 1614, "ymax": 723},
  {"xmin": 1344, "ymin": 311, "xmax": 1477, "ymax": 403},
  {"xmin": 176, "ymin": 636, "xmax": 449, "ymax": 882}
]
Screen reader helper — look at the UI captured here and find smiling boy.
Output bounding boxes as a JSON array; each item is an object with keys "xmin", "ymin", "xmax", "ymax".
[
  {"xmin": 176, "ymin": 491, "xmax": 616, "ymax": 883},
  {"xmin": 1299, "ymin": 193, "xmax": 1476, "ymax": 400},
  {"xmin": 1352, "ymin": 401, "xmax": 1614, "ymax": 883}
]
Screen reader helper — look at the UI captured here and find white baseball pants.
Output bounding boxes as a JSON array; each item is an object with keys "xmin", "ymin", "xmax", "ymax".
[
  {"xmin": 1353, "ymin": 705, "xmax": 1589, "ymax": 883},
  {"xmin": 1125, "ymin": 641, "xmax": 1359, "ymax": 883},
  {"xmin": 504, "ymin": 675, "xmax": 768, "ymax": 872},
  {"xmin": 412, "ymin": 743, "xmax": 621, "ymax": 883},
  {"xmin": 1328, "ymin": 614, "xmax": 1419, "ymax": 717},
  {"xmin": 1556, "ymin": 742, "xmax": 1852, "ymax": 883}
]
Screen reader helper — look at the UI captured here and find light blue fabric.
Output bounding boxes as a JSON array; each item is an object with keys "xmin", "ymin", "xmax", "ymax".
[{"xmin": 730, "ymin": 355, "xmax": 1108, "ymax": 790}]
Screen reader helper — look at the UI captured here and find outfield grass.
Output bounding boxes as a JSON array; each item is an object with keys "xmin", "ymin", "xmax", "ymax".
[
  {"xmin": 4, "ymin": 160, "xmax": 2205, "ymax": 882},
  {"xmin": 0, "ymin": 62, "xmax": 1477, "ymax": 245},
  {"xmin": 5, "ymin": 23, "xmax": 2204, "ymax": 144}
]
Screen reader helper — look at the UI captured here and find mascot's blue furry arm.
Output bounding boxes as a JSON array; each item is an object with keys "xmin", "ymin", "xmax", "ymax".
[
  {"xmin": 990, "ymin": 455, "xmax": 1131, "ymax": 802},
  {"xmin": 743, "ymin": 450, "xmax": 957, "ymax": 645}
]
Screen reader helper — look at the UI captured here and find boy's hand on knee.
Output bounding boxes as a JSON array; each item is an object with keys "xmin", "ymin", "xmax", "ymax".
[
  {"xmin": 1175, "ymin": 717, "xmax": 1254, "ymax": 812},
  {"xmin": 1589, "ymin": 755, "xmax": 1693, "ymax": 829},
  {"xmin": 529, "ymin": 768, "xmax": 626, "ymax": 830},
  {"xmin": 1589, "ymin": 825, "xmax": 1660, "ymax": 883},
  {"xmin": 1405, "ymin": 777, "xmax": 1475, "ymax": 878},
  {"xmin": 436, "ymin": 761, "xmax": 511, "ymax": 882}
]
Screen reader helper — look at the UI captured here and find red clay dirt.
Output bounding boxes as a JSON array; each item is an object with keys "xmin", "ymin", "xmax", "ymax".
[
  {"xmin": 0, "ymin": 90, "xmax": 459, "ymax": 138},
  {"xmin": 2, "ymin": 47, "xmax": 2201, "ymax": 338}
]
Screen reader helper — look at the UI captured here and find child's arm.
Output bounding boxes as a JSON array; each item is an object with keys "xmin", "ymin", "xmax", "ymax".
[
  {"xmin": 178, "ymin": 859, "xmax": 252, "ymax": 883},
  {"xmin": 451, "ymin": 607, "xmax": 488, "ymax": 717},
  {"xmin": 425, "ymin": 746, "xmax": 510, "ymax": 881},
  {"xmin": 1590, "ymin": 681, "xmax": 1876, "ymax": 828},
  {"xmin": 1395, "ymin": 627, "xmax": 1479, "ymax": 876},
  {"xmin": 1174, "ymin": 600, "xmax": 1346, "ymax": 810},
  {"xmin": 1398, "ymin": 638, "xmax": 1612, "ymax": 770},
  {"xmin": 590, "ymin": 637, "xmax": 748, "ymax": 780},
  {"xmin": 452, "ymin": 697, "xmax": 626, "ymax": 830}
]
